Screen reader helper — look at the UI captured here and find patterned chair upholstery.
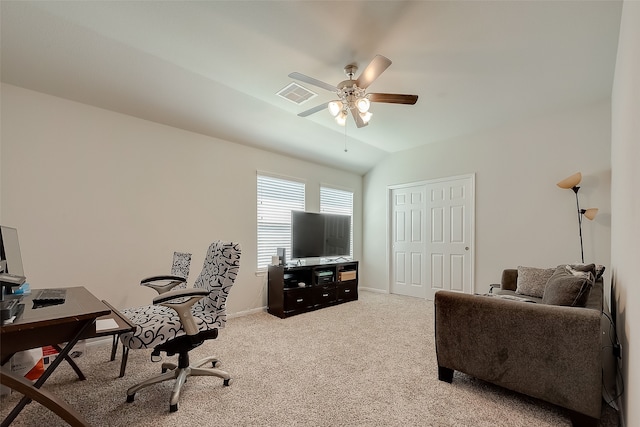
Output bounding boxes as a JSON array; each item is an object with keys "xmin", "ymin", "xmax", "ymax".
[
  {"xmin": 112, "ymin": 251, "xmax": 192, "ymax": 377},
  {"xmin": 169, "ymin": 251, "xmax": 192, "ymax": 283},
  {"xmin": 122, "ymin": 241, "xmax": 241, "ymax": 412}
]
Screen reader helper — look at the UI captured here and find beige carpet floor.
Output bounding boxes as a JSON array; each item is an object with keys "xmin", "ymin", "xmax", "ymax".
[{"xmin": 1, "ymin": 291, "xmax": 619, "ymax": 426}]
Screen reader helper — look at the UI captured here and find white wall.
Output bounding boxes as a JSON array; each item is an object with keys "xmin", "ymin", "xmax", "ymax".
[
  {"xmin": 0, "ymin": 83, "xmax": 362, "ymax": 314},
  {"xmin": 362, "ymin": 100, "xmax": 611, "ymax": 294},
  {"xmin": 611, "ymin": 2, "xmax": 640, "ymax": 425}
]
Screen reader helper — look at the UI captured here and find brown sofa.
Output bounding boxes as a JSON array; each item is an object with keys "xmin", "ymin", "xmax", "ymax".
[{"xmin": 434, "ymin": 267, "xmax": 603, "ymax": 427}]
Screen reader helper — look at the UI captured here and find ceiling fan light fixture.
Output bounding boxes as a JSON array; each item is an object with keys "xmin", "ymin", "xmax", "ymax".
[
  {"xmin": 335, "ymin": 110, "xmax": 348, "ymax": 126},
  {"xmin": 328, "ymin": 101, "xmax": 343, "ymax": 117},
  {"xmin": 290, "ymin": 54, "xmax": 418, "ymax": 129},
  {"xmin": 356, "ymin": 97, "xmax": 370, "ymax": 113},
  {"xmin": 359, "ymin": 111, "xmax": 372, "ymax": 124}
]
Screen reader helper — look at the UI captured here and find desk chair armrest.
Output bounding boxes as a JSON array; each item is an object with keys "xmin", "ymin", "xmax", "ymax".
[
  {"xmin": 153, "ymin": 289, "xmax": 209, "ymax": 336},
  {"xmin": 141, "ymin": 275, "xmax": 187, "ymax": 295},
  {"xmin": 152, "ymin": 288, "xmax": 209, "ymax": 305}
]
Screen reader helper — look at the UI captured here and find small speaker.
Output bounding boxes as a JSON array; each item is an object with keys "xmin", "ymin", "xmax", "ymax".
[{"xmin": 277, "ymin": 248, "xmax": 286, "ymax": 266}]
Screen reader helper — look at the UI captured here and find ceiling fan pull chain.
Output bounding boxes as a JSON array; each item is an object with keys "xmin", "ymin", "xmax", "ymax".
[{"xmin": 344, "ymin": 121, "xmax": 348, "ymax": 153}]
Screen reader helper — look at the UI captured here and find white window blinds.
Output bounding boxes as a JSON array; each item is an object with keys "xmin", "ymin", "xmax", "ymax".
[
  {"xmin": 257, "ymin": 174, "xmax": 305, "ymax": 268},
  {"xmin": 320, "ymin": 186, "xmax": 354, "ymax": 258}
]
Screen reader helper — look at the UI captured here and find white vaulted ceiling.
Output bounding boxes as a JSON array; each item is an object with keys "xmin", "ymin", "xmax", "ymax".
[{"xmin": 1, "ymin": 1, "xmax": 622, "ymax": 174}]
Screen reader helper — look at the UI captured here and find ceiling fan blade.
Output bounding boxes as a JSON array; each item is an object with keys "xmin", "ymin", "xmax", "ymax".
[
  {"xmin": 368, "ymin": 93, "xmax": 419, "ymax": 105},
  {"xmin": 356, "ymin": 55, "xmax": 392, "ymax": 89},
  {"xmin": 298, "ymin": 102, "xmax": 329, "ymax": 117},
  {"xmin": 288, "ymin": 72, "xmax": 337, "ymax": 93},
  {"xmin": 350, "ymin": 108, "xmax": 368, "ymax": 128}
]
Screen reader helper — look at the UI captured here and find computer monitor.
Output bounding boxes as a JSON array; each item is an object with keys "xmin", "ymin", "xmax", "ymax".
[
  {"xmin": 0, "ymin": 226, "xmax": 25, "ymax": 276},
  {"xmin": 0, "ymin": 226, "xmax": 27, "ymax": 299}
]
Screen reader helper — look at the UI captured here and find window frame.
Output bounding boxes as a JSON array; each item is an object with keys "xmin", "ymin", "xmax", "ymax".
[
  {"xmin": 257, "ymin": 173, "xmax": 306, "ymax": 269},
  {"xmin": 320, "ymin": 185, "xmax": 354, "ymax": 259}
]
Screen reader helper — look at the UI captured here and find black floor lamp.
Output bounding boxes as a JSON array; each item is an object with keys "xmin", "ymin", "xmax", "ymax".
[{"xmin": 557, "ymin": 172, "xmax": 598, "ymax": 263}]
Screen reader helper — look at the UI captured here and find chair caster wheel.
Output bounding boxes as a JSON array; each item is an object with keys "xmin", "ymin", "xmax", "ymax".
[
  {"xmin": 161, "ymin": 368, "xmax": 167, "ymax": 373},
  {"xmin": 126, "ymin": 394, "xmax": 135, "ymax": 403},
  {"xmin": 170, "ymin": 404, "xmax": 178, "ymax": 412},
  {"xmin": 223, "ymin": 378, "xmax": 232, "ymax": 386},
  {"xmin": 212, "ymin": 361, "xmax": 221, "ymax": 368}
]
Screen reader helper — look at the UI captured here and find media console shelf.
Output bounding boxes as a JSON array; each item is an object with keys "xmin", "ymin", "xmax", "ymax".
[{"xmin": 267, "ymin": 261, "xmax": 358, "ymax": 319}]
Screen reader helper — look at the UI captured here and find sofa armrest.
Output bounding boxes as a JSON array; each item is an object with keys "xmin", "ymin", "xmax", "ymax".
[{"xmin": 434, "ymin": 291, "xmax": 602, "ymax": 420}]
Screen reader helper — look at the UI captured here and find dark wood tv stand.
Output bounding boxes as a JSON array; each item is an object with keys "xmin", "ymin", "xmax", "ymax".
[{"xmin": 267, "ymin": 261, "xmax": 358, "ymax": 319}]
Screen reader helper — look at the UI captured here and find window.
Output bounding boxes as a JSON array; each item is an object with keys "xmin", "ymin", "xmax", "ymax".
[
  {"xmin": 257, "ymin": 174, "xmax": 305, "ymax": 268},
  {"xmin": 320, "ymin": 186, "xmax": 354, "ymax": 258}
]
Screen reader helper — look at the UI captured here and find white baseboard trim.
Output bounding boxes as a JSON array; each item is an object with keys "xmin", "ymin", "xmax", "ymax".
[
  {"xmin": 229, "ymin": 306, "xmax": 267, "ymax": 319},
  {"xmin": 359, "ymin": 287, "xmax": 389, "ymax": 294}
]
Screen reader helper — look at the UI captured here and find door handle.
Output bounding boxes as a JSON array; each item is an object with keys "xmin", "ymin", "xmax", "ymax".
[{"xmin": 465, "ymin": 246, "xmax": 469, "ymax": 251}]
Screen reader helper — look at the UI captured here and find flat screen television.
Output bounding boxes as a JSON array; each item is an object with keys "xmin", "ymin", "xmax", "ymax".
[{"xmin": 291, "ymin": 211, "xmax": 351, "ymax": 259}]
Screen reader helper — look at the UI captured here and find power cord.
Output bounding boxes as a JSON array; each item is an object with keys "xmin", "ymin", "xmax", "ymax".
[{"xmin": 601, "ymin": 310, "xmax": 624, "ymax": 407}]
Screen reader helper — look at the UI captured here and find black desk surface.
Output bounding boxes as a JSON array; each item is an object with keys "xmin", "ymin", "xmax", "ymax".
[{"xmin": 0, "ymin": 286, "xmax": 110, "ymax": 360}]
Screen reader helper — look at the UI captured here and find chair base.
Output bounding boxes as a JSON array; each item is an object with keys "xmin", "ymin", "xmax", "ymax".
[{"xmin": 126, "ymin": 356, "xmax": 231, "ymax": 412}]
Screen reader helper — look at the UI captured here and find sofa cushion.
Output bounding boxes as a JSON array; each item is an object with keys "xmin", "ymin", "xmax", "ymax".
[
  {"xmin": 488, "ymin": 293, "xmax": 539, "ymax": 303},
  {"xmin": 494, "ymin": 289, "xmax": 543, "ymax": 304},
  {"xmin": 515, "ymin": 266, "xmax": 555, "ymax": 298},
  {"xmin": 500, "ymin": 269, "xmax": 518, "ymax": 291},
  {"xmin": 542, "ymin": 265, "xmax": 593, "ymax": 307}
]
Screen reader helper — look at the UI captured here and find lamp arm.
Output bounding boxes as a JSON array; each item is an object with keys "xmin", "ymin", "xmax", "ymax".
[{"xmin": 574, "ymin": 189, "xmax": 585, "ymax": 263}]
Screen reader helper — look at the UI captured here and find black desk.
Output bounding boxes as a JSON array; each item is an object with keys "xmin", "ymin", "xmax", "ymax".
[{"xmin": 0, "ymin": 287, "xmax": 114, "ymax": 426}]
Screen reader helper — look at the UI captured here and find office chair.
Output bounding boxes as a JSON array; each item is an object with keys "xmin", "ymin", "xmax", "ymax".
[
  {"xmin": 121, "ymin": 241, "xmax": 241, "ymax": 412},
  {"xmin": 112, "ymin": 251, "xmax": 192, "ymax": 377}
]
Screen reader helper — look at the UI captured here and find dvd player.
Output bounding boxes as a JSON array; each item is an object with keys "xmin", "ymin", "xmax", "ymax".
[{"xmin": 314, "ymin": 270, "xmax": 334, "ymax": 285}]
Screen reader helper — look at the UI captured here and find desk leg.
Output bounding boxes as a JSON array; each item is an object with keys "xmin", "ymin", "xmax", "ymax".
[
  {"xmin": 1, "ymin": 319, "xmax": 95, "ymax": 427},
  {"xmin": 119, "ymin": 346, "xmax": 129, "ymax": 378},
  {"xmin": 52, "ymin": 344, "xmax": 86, "ymax": 381},
  {"xmin": 110, "ymin": 334, "xmax": 119, "ymax": 361},
  {"xmin": 0, "ymin": 369, "xmax": 89, "ymax": 427}
]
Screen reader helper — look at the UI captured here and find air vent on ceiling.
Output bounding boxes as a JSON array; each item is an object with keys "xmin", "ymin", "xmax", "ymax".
[{"xmin": 277, "ymin": 82, "xmax": 317, "ymax": 105}]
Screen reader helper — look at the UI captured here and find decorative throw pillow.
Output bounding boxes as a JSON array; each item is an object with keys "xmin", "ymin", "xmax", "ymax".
[
  {"xmin": 515, "ymin": 266, "xmax": 555, "ymax": 298},
  {"xmin": 566, "ymin": 263, "xmax": 605, "ymax": 280},
  {"xmin": 567, "ymin": 263, "xmax": 596, "ymax": 278},
  {"xmin": 542, "ymin": 265, "xmax": 593, "ymax": 307}
]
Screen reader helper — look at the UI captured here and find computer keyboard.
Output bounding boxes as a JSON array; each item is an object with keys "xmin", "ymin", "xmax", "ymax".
[{"xmin": 33, "ymin": 289, "xmax": 67, "ymax": 304}]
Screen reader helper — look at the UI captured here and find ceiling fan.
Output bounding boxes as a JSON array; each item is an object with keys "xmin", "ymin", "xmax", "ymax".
[{"xmin": 288, "ymin": 54, "xmax": 418, "ymax": 128}]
